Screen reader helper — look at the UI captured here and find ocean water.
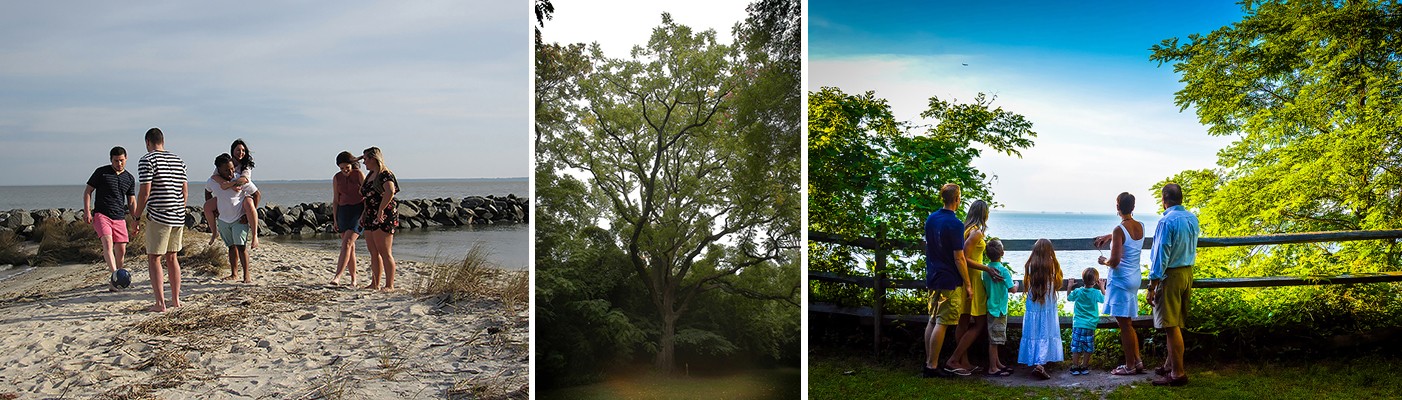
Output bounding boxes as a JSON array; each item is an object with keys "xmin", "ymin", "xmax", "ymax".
[
  {"xmin": 988, "ymin": 210, "xmax": 1162, "ymax": 280},
  {"xmin": 847, "ymin": 211, "xmax": 1163, "ymax": 279},
  {"xmin": 0, "ymin": 178, "xmax": 528, "ymax": 269}
]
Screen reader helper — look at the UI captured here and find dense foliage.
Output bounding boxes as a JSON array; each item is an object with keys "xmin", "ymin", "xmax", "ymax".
[
  {"xmin": 807, "ymin": 87, "xmax": 1036, "ymax": 309},
  {"xmin": 535, "ymin": 0, "xmax": 801, "ymax": 388},
  {"xmin": 1149, "ymin": 0, "xmax": 1402, "ymax": 347}
]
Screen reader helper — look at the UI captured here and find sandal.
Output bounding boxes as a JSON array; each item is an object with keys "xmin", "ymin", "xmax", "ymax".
[
  {"xmin": 1154, "ymin": 365, "xmax": 1170, "ymax": 376},
  {"xmin": 1112, "ymin": 365, "xmax": 1137, "ymax": 375},
  {"xmin": 986, "ymin": 368, "xmax": 1013, "ymax": 377},
  {"xmin": 1135, "ymin": 361, "xmax": 1146, "ymax": 374},
  {"xmin": 1152, "ymin": 374, "xmax": 1189, "ymax": 386},
  {"xmin": 943, "ymin": 366, "xmax": 972, "ymax": 377},
  {"xmin": 1032, "ymin": 365, "xmax": 1051, "ymax": 380}
]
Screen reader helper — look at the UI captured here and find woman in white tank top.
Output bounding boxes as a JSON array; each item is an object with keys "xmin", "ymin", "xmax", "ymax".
[{"xmin": 1094, "ymin": 192, "xmax": 1146, "ymax": 375}]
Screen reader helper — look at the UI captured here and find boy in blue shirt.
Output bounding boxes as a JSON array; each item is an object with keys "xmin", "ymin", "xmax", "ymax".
[
  {"xmin": 982, "ymin": 239, "xmax": 1015, "ymax": 376},
  {"xmin": 1067, "ymin": 268, "xmax": 1106, "ymax": 375}
]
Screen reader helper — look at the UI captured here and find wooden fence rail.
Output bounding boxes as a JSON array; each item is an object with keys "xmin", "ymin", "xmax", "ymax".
[{"xmin": 808, "ymin": 229, "xmax": 1402, "ymax": 354}]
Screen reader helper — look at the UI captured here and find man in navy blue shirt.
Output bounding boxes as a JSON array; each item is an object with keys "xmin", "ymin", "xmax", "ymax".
[
  {"xmin": 924, "ymin": 183, "xmax": 971, "ymax": 377},
  {"xmin": 82, "ymin": 146, "xmax": 137, "ymax": 290}
]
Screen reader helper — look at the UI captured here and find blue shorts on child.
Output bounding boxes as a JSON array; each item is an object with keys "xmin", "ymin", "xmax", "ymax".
[{"xmin": 1070, "ymin": 327, "xmax": 1096, "ymax": 353}]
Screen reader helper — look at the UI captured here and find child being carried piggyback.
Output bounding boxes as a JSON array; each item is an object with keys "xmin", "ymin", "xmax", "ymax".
[{"xmin": 1068, "ymin": 267, "xmax": 1106, "ymax": 376}]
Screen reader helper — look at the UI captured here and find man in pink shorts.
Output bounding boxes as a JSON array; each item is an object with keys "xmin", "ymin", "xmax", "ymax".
[{"xmin": 82, "ymin": 146, "xmax": 138, "ymax": 290}]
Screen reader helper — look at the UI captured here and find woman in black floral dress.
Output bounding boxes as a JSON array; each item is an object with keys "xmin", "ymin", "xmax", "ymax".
[{"xmin": 359, "ymin": 147, "xmax": 400, "ymax": 291}]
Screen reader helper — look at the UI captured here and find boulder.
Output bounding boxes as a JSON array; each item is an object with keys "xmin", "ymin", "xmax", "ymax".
[
  {"xmin": 396, "ymin": 203, "xmax": 419, "ymax": 219},
  {"xmin": 4, "ymin": 210, "xmax": 33, "ymax": 229}
]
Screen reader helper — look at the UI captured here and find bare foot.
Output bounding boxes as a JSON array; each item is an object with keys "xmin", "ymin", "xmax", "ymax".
[
  {"xmin": 149, "ymin": 304, "xmax": 166, "ymax": 313},
  {"xmin": 349, "ymin": 277, "xmax": 357, "ymax": 286},
  {"xmin": 221, "ymin": 275, "xmax": 237, "ymax": 281},
  {"xmin": 243, "ymin": 278, "xmax": 252, "ymax": 284},
  {"xmin": 169, "ymin": 301, "xmax": 181, "ymax": 309},
  {"xmin": 380, "ymin": 286, "xmax": 396, "ymax": 292},
  {"xmin": 363, "ymin": 283, "xmax": 380, "ymax": 290}
]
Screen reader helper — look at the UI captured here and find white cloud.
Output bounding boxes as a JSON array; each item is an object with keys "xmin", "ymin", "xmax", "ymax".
[{"xmin": 811, "ymin": 54, "xmax": 1234, "ymax": 212}]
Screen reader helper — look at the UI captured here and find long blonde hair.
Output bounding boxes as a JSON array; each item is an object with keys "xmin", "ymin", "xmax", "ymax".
[
  {"xmin": 363, "ymin": 147, "xmax": 390, "ymax": 174},
  {"xmin": 1024, "ymin": 238, "xmax": 1063, "ymax": 304}
]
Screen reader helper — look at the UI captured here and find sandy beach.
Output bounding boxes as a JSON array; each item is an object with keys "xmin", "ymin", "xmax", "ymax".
[{"xmin": 0, "ymin": 233, "xmax": 527, "ymax": 399}]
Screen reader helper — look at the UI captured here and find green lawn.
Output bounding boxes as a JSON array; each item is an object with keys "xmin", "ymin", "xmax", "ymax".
[
  {"xmin": 541, "ymin": 368, "xmax": 801, "ymax": 400},
  {"xmin": 811, "ymin": 354, "xmax": 1402, "ymax": 399}
]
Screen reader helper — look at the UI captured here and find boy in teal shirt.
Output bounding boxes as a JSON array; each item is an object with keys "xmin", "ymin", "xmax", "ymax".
[
  {"xmin": 1068, "ymin": 268, "xmax": 1106, "ymax": 375},
  {"xmin": 982, "ymin": 239, "xmax": 1015, "ymax": 376}
]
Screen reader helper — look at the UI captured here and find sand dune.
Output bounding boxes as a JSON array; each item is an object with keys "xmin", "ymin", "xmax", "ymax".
[{"xmin": 0, "ymin": 235, "xmax": 527, "ymax": 399}]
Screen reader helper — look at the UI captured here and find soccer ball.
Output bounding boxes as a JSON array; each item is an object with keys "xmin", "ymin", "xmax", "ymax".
[{"xmin": 111, "ymin": 268, "xmax": 132, "ymax": 289}]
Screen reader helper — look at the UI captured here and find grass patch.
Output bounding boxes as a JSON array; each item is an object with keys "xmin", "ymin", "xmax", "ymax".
[
  {"xmin": 541, "ymin": 368, "xmax": 800, "ymax": 400},
  {"xmin": 377, "ymin": 341, "xmax": 409, "ymax": 381},
  {"xmin": 809, "ymin": 353, "xmax": 1402, "ymax": 399},
  {"xmin": 417, "ymin": 244, "xmax": 525, "ymax": 310},
  {"xmin": 0, "ymin": 230, "xmax": 28, "ymax": 265},
  {"xmin": 33, "ymin": 220, "xmax": 102, "ymax": 266},
  {"xmin": 181, "ymin": 241, "xmax": 228, "ymax": 276}
]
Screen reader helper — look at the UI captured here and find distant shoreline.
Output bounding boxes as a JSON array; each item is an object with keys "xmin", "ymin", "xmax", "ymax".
[{"xmin": 0, "ymin": 176, "xmax": 527, "ymax": 189}]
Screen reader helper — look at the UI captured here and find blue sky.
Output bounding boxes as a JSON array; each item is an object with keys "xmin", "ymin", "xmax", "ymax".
[
  {"xmin": 811, "ymin": 0, "xmax": 1247, "ymax": 213},
  {"xmin": 0, "ymin": 1, "xmax": 527, "ymax": 186}
]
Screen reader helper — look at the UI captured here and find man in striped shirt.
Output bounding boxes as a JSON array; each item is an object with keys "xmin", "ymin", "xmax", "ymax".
[{"xmin": 135, "ymin": 127, "xmax": 188, "ymax": 313}]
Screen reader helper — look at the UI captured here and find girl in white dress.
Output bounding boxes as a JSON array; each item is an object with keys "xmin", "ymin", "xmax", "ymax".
[{"xmin": 1018, "ymin": 238, "xmax": 1064, "ymax": 380}]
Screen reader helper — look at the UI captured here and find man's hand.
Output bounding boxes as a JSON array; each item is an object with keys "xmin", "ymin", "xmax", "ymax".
[
  {"xmin": 250, "ymin": 235, "xmax": 258, "ymax": 250},
  {"xmin": 1098, "ymin": 255, "xmax": 1108, "ymax": 266},
  {"xmin": 82, "ymin": 210, "xmax": 92, "ymax": 224}
]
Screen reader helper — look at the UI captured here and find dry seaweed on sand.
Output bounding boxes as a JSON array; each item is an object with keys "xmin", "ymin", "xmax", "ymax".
[
  {"xmin": 446, "ymin": 371, "xmax": 528, "ymax": 400},
  {"xmin": 94, "ymin": 384, "xmax": 157, "ymax": 400},
  {"xmin": 133, "ymin": 305, "xmax": 248, "ymax": 336}
]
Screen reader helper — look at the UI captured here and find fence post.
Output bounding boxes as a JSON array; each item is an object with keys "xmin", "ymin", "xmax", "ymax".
[{"xmin": 873, "ymin": 223, "xmax": 887, "ymax": 356}]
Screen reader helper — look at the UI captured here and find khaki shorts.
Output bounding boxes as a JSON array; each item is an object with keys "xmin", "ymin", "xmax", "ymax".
[
  {"xmin": 987, "ymin": 315, "xmax": 1008, "ymax": 345},
  {"xmin": 928, "ymin": 288, "xmax": 964, "ymax": 326},
  {"xmin": 144, "ymin": 219, "xmax": 184, "ymax": 255},
  {"xmin": 1153, "ymin": 267, "xmax": 1193, "ymax": 328}
]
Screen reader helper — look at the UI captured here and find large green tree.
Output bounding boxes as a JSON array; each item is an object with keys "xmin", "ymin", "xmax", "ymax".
[
  {"xmin": 538, "ymin": 11, "xmax": 800, "ymax": 375},
  {"xmin": 1149, "ymin": 0, "xmax": 1402, "ymax": 342},
  {"xmin": 1150, "ymin": 0, "xmax": 1402, "ymax": 277},
  {"xmin": 807, "ymin": 87, "xmax": 1036, "ymax": 291}
]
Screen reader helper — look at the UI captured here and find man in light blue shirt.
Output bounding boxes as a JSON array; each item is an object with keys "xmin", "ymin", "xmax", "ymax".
[{"xmin": 1148, "ymin": 183, "xmax": 1198, "ymax": 386}]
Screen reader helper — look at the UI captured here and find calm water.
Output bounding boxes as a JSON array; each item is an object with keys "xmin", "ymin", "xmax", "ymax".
[
  {"xmin": 988, "ymin": 210, "xmax": 1161, "ymax": 282},
  {"xmin": 0, "ymin": 178, "xmax": 526, "ymax": 209},
  {"xmin": 0, "ymin": 178, "xmax": 528, "ymax": 269},
  {"xmin": 871, "ymin": 211, "xmax": 1164, "ymax": 288}
]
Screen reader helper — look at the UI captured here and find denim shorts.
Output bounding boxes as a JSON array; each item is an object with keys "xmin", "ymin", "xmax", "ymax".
[{"xmin": 335, "ymin": 203, "xmax": 365, "ymax": 234}]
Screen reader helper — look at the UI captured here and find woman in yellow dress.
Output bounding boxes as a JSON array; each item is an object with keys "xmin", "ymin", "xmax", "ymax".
[{"xmin": 944, "ymin": 199, "xmax": 1005, "ymax": 374}]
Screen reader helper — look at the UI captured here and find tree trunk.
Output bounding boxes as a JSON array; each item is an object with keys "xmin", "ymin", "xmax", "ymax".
[{"xmin": 655, "ymin": 307, "xmax": 678, "ymax": 373}]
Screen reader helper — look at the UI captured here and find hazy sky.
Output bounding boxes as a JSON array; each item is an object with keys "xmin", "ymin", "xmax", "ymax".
[
  {"xmin": 539, "ymin": 0, "xmax": 751, "ymax": 58},
  {"xmin": 811, "ymin": 0, "xmax": 1246, "ymax": 213},
  {"xmin": 0, "ymin": 1, "xmax": 527, "ymax": 186}
]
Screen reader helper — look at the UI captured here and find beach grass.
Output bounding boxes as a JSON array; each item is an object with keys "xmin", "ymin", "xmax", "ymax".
[
  {"xmin": 182, "ymin": 241, "xmax": 229, "ymax": 276},
  {"xmin": 0, "ymin": 230, "xmax": 27, "ymax": 265},
  {"xmin": 417, "ymin": 244, "xmax": 515, "ymax": 304},
  {"xmin": 34, "ymin": 220, "xmax": 101, "ymax": 266}
]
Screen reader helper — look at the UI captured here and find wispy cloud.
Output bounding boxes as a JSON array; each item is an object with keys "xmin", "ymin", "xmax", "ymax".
[
  {"xmin": 0, "ymin": 1, "xmax": 526, "ymax": 186},
  {"xmin": 812, "ymin": 54, "xmax": 1233, "ymax": 213}
]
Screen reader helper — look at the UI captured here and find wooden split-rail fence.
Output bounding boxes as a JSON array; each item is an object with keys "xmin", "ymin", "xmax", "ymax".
[{"xmin": 808, "ymin": 228, "xmax": 1402, "ymax": 353}]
